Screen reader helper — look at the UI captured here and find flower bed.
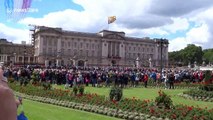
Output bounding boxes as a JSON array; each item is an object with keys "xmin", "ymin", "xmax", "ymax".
[
  {"xmin": 182, "ymin": 89, "xmax": 213, "ymax": 102},
  {"xmin": 15, "ymin": 92, "xmax": 161, "ymax": 120},
  {"xmin": 10, "ymin": 82, "xmax": 213, "ymax": 120}
]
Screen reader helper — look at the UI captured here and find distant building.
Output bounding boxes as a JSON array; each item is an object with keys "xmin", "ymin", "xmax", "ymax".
[
  {"xmin": 0, "ymin": 39, "xmax": 35, "ymax": 66},
  {"xmin": 32, "ymin": 26, "xmax": 169, "ymax": 67}
]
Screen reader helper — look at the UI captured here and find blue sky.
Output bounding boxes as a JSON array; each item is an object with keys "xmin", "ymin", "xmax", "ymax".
[{"xmin": 0, "ymin": 0, "xmax": 213, "ymax": 51}]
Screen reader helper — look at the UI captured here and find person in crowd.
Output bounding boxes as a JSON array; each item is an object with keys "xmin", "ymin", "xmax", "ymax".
[
  {"xmin": 135, "ymin": 71, "xmax": 140, "ymax": 87},
  {"xmin": 168, "ymin": 73, "xmax": 175, "ymax": 89},
  {"xmin": 144, "ymin": 73, "xmax": 148, "ymax": 88},
  {"xmin": 163, "ymin": 73, "xmax": 168, "ymax": 89}
]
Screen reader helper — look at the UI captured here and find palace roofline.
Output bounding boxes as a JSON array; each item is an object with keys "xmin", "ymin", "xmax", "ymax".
[{"xmin": 35, "ymin": 26, "xmax": 168, "ymax": 42}]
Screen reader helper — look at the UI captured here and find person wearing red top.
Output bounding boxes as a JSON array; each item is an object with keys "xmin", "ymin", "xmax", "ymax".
[{"xmin": 144, "ymin": 73, "xmax": 148, "ymax": 88}]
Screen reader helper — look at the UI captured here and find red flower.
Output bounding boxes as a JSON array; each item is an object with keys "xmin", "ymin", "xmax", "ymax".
[
  {"xmin": 171, "ymin": 114, "xmax": 177, "ymax": 119},
  {"xmin": 188, "ymin": 106, "xmax": 193, "ymax": 111},
  {"xmin": 158, "ymin": 90, "xmax": 163, "ymax": 96},
  {"xmin": 112, "ymin": 99, "xmax": 117, "ymax": 104},
  {"xmin": 149, "ymin": 108, "xmax": 155, "ymax": 114}
]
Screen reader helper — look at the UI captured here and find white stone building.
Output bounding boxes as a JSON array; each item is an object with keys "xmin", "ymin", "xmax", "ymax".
[{"xmin": 33, "ymin": 26, "xmax": 169, "ymax": 67}]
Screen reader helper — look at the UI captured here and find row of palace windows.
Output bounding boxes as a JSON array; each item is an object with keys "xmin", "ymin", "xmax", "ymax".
[
  {"xmin": 42, "ymin": 38, "xmax": 100, "ymax": 50},
  {"xmin": 42, "ymin": 48, "xmax": 99, "ymax": 57}
]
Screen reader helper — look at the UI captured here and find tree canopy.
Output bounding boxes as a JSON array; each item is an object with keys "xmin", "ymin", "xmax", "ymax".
[{"xmin": 168, "ymin": 44, "xmax": 211, "ymax": 66}]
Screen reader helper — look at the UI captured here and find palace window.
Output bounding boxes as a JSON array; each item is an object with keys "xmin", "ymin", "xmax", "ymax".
[
  {"xmin": 80, "ymin": 42, "xmax": 83, "ymax": 48},
  {"xmin": 49, "ymin": 40, "xmax": 52, "ymax": 46},
  {"xmin": 43, "ymin": 39, "xmax": 47, "ymax": 46},
  {"xmin": 86, "ymin": 50, "xmax": 89, "ymax": 56},
  {"xmin": 92, "ymin": 44, "xmax": 94, "ymax": 49},
  {"xmin": 54, "ymin": 40, "xmax": 57, "ymax": 46},
  {"xmin": 74, "ymin": 42, "xmax": 77, "ymax": 48},
  {"xmin": 62, "ymin": 41, "xmax": 64, "ymax": 47}
]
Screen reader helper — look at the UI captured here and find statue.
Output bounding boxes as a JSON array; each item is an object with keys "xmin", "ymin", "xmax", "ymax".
[
  {"xmin": 136, "ymin": 57, "xmax": 139, "ymax": 68},
  {"xmin": 188, "ymin": 62, "xmax": 191, "ymax": 68},
  {"xmin": 45, "ymin": 59, "xmax": 49, "ymax": 67},
  {"xmin": 194, "ymin": 61, "xmax": 197, "ymax": 68},
  {"xmin": 149, "ymin": 57, "xmax": 152, "ymax": 68}
]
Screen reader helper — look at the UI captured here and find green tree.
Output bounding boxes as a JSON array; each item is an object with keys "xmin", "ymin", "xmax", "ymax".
[
  {"xmin": 203, "ymin": 49, "xmax": 213, "ymax": 64},
  {"xmin": 169, "ymin": 44, "xmax": 204, "ymax": 66},
  {"xmin": 181, "ymin": 44, "xmax": 203, "ymax": 65}
]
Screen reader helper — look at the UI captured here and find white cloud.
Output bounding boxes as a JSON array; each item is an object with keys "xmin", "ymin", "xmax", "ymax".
[
  {"xmin": 163, "ymin": 18, "xmax": 190, "ymax": 33},
  {"xmin": 1, "ymin": 0, "xmax": 212, "ymax": 51},
  {"xmin": 169, "ymin": 23, "xmax": 210, "ymax": 51},
  {"xmin": 0, "ymin": 23, "xmax": 29, "ymax": 43},
  {"xmin": 169, "ymin": 37, "xmax": 188, "ymax": 52},
  {"xmin": 186, "ymin": 23, "xmax": 210, "ymax": 44},
  {"xmin": 19, "ymin": 0, "xmax": 169, "ymax": 33}
]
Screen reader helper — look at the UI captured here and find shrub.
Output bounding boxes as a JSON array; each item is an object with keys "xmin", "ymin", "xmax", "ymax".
[
  {"xmin": 20, "ymin": 77, "xmax": 29, "ymax": 86},
  {"xmin": 30, "ymin": 73, "xmax": 39, "ymax": 85},
  {"xmin": 199, "ymin": 70, "xmax": 213, "ymax": 91},
  {"xmin": 109, "ymin": 87, "xmax": 123, "ymax": 101},
  {"xmin": 183, "ymin": 89, "xmax": 213, "ymax": 99},
  {"xmin": 155, "ymin": 90, "xmax": 173, "ymax": 109},
  {"xmin": 199, "ymin": 84, "xmax": 213, "ymax": 91},
  {"xmin": 42, "ymin": 82, "xmax": 52, "ymax": 90},
  {"xmin": 79, "ymin": 85, "xmax": 85, "ymax": 95},
  {"xmin": 73, "ymin": 86, "xmax": 78, "ymax": 95},
  {"xmin": 204, "ymin": 70, "xmax": 212, "ymax": 83}
]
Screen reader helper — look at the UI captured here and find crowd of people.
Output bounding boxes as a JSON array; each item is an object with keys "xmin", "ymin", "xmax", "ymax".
[
  {"xmin": 1, "ymin": 64, "xmax": 213, "ymax": 120},
  {"xmin": 3, "ymin": 66, "xmax": 212, "ymax": 89}
]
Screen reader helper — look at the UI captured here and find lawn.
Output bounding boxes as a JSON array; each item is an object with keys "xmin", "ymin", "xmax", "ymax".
[
  {"xmin": 18, "ymin": 99, "xmax": 121, "ymax": 120},
  {"xmin": 54, "ymin": 85, "xmax": 213, "ymax": 109}
]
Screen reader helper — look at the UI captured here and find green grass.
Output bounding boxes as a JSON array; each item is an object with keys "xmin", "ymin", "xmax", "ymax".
[
  {"xmin": 18, "ymin": 99, "xmax": 121, "ymax": 120},
  {"xmin": 54, "ymin": 85, "xmax": 213, "ymax": 109}
]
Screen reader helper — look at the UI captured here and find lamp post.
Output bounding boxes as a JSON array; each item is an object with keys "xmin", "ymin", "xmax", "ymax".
[
  {"xmin": 56, "ymin": 51, "xmax": 61, "ymax": 67},
  {"xmin": 24, "ymin": 52, "xmax": 27, "ymax": 68},
  {"xmin": 23, "ymin": 45, "xmax": 26, "ymax": 68},
  {"xmin": 156, "ymin": 38, "xmax": 168, "ymax": 81},
  {"xmin": 13, "ymin": 53, "xmax": 16, "ymax": 66}
]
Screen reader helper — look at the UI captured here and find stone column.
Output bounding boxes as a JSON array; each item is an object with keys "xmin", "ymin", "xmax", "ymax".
[
  {"xmin": 14, "ymin": 55, "xmax": 16, "ymax": 63},
  {"xmin": 5, "ymin": 55, "xmax": 7, "ymax": 62},
  {"xmin": 108, "ymin": 42, "xmax": 111, "ymax": 56},
  {"xmin": 22, "ymin": 56, "xmax": 24, "ymax": 63},
  {"xmin": 111, "ymin": 42, "xmax": 113, "ymax": 56},
  {"xmin": 39, "ymin": 35, "xmax": 43, "ymax": 54},
  {"xmin": 28, "ymin": 56, "xmax": 30, "ymax": 63},
  {"xmin": 114, "ymin": 42, "xmax": 117, "ymax": 56}
]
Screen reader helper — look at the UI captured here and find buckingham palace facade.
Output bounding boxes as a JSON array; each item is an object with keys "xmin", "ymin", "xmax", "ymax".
[{"xmin": 33, "ymin": 26, "xmax": 169, "ymax": 67}]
